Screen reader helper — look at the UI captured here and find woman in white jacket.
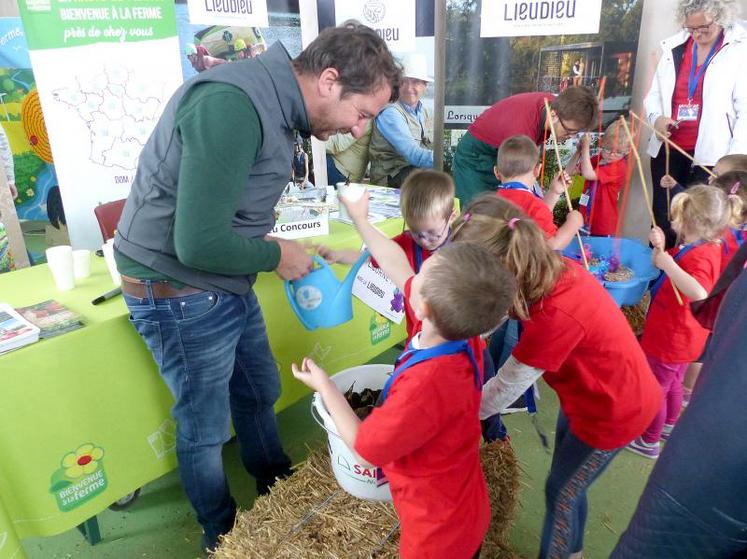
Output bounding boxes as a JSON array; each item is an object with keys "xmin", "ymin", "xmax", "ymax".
[{"xmin": 645, "ymin": 0, "xmax": 746, "ymax": 246}]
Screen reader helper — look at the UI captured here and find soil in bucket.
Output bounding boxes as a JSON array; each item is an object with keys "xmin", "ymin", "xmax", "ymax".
[{"xmin": 343, "ymin": 384, "xmax": 382, "ymax": 419}]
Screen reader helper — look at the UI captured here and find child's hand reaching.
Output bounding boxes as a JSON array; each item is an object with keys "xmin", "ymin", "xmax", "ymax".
[
  {"xmin": 316, "ymin": 245, "xmax": 362, "ymax": 265},
  {"xmin": 292, "ymin": 357, "xmax": 332, "ymax": 392},
  {"xmin": 652, "ymin": 247, "xmax": 674, "ymax": 271},
  {"xmin": 550, "ymin": 171, "xmax": 571, "ymax": 195},
  {"xmin": 648, "ymin": 226, "xmax": 666, "ymax": 251},
  {"xmin": 660, "ymin": 175, "xmax": 677, "ymax": 189},
  {"xmin": 565, "ymin": 209, "xmax": 584, "ymax": 230},
  {"xmin": 340, "ymin": 190, "xmax": 369, "ymax": 224}
]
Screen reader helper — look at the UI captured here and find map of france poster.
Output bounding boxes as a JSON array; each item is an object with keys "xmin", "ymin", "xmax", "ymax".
[{"xmin": 18, "ymin": 0, "xmax": 183, "ymax": 249}]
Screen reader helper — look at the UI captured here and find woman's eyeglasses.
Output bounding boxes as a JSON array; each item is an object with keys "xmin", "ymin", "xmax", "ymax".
[{"xmin": 683, "ymin": 20, "xmax": 714, "ymax": 34}]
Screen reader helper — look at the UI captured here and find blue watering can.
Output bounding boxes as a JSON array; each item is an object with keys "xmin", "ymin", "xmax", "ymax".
[{"xmin": 285, "ymin": 251, "xmax": 370, "ymax": 330}]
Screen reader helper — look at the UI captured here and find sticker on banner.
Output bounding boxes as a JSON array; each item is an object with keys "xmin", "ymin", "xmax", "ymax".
[
  {"xmin": 334, "ymin": 0, "xmax": 415, "ymax": 52},
  {"xmin": 369, "ymin": 312, "xmax": 392, "ymax": 345},
  {"xmin": 49, "ymin": 443, "xmax": 108, "ymax": 512},
  {"xmin": 480, "ymin": 0, "xmax": 602, "ymax": 38}
]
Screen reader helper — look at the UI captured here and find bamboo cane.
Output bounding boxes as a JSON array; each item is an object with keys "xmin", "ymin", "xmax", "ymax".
[
  {"xmin": 543, "ymin": 99, "xmax": 589, "ymax": 270},
  {"xmin": 619, "ymin": 115, "xmax": 684, "ymax": 306},
  {"xmin": 629, "ymin": 111, "xmax": 716, "ymax": 178}
]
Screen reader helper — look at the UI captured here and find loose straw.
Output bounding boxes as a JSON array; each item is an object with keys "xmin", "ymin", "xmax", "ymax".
[
  {"xmin": 629, "ymin": 111, "xmax": 716, "ymax": 178},
  {"xmin": 619, "ymin": 115, "xmax": 684, "ymax": 306},
  {"xmin": 544, "ymin": 99, "xmax": 589, "ymax": 270}
]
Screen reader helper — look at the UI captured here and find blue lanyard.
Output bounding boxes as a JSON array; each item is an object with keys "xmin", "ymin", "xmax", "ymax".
[
  {"xmin": 688, "ymin": 36, "xmax": 721, "ymax": 101},
  {"xmin": 499, "ymin": 181, "xmax": 544, "ymax": 200},
  {"xmin": 723, "ymin": 226, "xmax": 746, "ymax": 257},
  {"xmin": 380, "ymin": 339, "xmax": 481, "ymax": 402},
  {"xmin": 649, "ymin": 240, "xmax": 705, "ymax": 301}
]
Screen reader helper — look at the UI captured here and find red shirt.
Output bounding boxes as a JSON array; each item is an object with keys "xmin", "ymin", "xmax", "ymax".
[
  {"xmin": 355, "ymin": 278, "xmax": 490, "ymax": 559},
  {"xmin": 721, "ymin": 227, "xmax": 745, "ymax": 274},
  {"xmin": 669, "ymin": 35, "xmax": 723, "ymax": 151},
  {"xmin": 513, "ymin": 260, "xmax": 661, "ymax": 450},
  {"xmin": 469, "ymin": 92, "xmax": 553, "ymax": 148},
  {"xmin": 641, "ymin": 242, "xmax": 722, "ymax": 361},
  {"xmin": 371, "ymin": 232, "xmax": 434, "ymax": 342},
  {"xmin": 579, "ymin": 155, "xmax": 628, "ymax": 236},
  {"xmin": 496, "ymin": 188, "xmax": 558, "ymax": 238}
]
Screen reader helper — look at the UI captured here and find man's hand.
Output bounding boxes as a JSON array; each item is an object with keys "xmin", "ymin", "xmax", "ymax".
[
  {"xmin": 292, "ymin": 357, "xmax": 332, "ymax": 392},
  {"xmin": 8, "ymin": 182, "xmax": 17, "ymax": 199},
  {"xmin": 275, "ymin": 238, "xmax": 313, "ymax": 280},
  {"xmin": 654, "ymin": 116, "xmax": 678, "ymax": 139},
  {"xmin": 340, "ymin": 190, "xmax": 369, "ymax": 224},
  {"xmin": 660, "ymin": 174, "xmax": 677, "ymax": 189}
]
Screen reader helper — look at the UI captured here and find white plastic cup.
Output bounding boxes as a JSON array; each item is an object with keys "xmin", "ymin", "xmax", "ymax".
[
  {"xmin": 101, "ymin": 239, "xmax": 121, "ymax": 286},
  {"xmin": 336, "ymin": 182, "xmax": 366, "ymax": 221},
  {"xmin": 45, "ymin": 245, "xmax": 75, "ymax": 291},
  {"xmin": 72, "ymin": 249, "xmax": 92, "ymax": 279}
]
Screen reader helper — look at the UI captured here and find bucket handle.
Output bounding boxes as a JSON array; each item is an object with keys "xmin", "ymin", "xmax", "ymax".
[{"xmin": 310, "ymin": 395, "xmax": 343, "ymax": 440}]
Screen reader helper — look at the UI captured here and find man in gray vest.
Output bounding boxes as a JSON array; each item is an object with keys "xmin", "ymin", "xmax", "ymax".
[
  {"xmin": 369, "ymin": 52, "xmax": 433, "ymax": 187},
  {"xmin": 114, "ymin": 26, "xmax": 399, "ymax": 553}
]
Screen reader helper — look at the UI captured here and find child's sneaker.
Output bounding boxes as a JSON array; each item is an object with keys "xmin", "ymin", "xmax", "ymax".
[
  {"xmin": 660, "ymin": 423, "xmax": 675, "ymax": 441},
  {"xmin": 626, "ymin": 437, "xmax": 660, "ymax": 459}
]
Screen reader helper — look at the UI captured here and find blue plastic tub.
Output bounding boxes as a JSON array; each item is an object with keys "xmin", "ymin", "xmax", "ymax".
[{"xmin": 563, "ymin": 236, "xmax": 658, "ymax": 307}]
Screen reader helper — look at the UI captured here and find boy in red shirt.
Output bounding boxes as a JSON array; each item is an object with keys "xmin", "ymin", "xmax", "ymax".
[
  {"xmin": 494, "ymin": 135, "xmax": 583, "ymax": 250},
  {"xmin": 571, "ymin": 121, "xmax": 631, "ymax": 236},
  {"xmin": 320, "ymin": 170, "xmax": 455, "ymax": 341},
  {"xmin": 294, "ymin": 193, "xmax": 515, "ymax": 559}
]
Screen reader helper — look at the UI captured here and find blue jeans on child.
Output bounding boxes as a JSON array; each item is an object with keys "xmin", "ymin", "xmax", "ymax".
[
  {"xmin": 124, "ymin": 284, "xmax": 291, "ymax": 549},
  {"xmin": 540, "ymin": 412, "xmax": 620, "ymax": 558}
]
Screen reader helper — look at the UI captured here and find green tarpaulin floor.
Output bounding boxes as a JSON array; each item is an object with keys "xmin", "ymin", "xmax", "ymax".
[{"xmin": 22, "ymin": 347, "xmax": 655, "ymax": 558}]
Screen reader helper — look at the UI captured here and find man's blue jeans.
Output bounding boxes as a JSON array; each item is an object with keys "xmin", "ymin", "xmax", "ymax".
[{"xmin": 124, "ymin": 284, "xmax": 291, "ymax": 548}]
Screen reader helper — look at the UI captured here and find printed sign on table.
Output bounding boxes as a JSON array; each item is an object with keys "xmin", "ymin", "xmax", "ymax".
[
  {"xmin": 17, "ymin": 0, "xmax": 184, "ymax": 249},
  {"xmin": 353, "ymin": 260, "xmax": 405, "ymax": 324},
  {"xmin": 187, "ymin": 0, "xmax": 268, "ymax": 27},
  {"xmin": 481, "ymin": 0, "xmax": 602, "ymax": 38},
  {"xmin": 334, "ymin": 0, "xmax": 415, "ymax": 53}
]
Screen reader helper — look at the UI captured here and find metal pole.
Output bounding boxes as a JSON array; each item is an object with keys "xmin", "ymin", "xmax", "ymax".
[{"xmin": 433, "ymin": 0, "xmax": 446, "ymax": 171}]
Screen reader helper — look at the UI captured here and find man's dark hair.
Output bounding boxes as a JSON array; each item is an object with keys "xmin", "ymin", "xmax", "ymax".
[
  {"xmin": 552, "ymin": 86, "xmax": 599, "ymax": 130},
  {"xmin": 293, "ymin": 25, "xmax": 401, "ymax": 101}
]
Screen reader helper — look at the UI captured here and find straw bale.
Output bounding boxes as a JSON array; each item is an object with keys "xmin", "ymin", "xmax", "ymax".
[
  {"xmin": 621, "ymin": 292, "xmax": 650, "ymax": 336},
  {"xmin": 214, "ymin": 442, "xmax": 519, "ymax": 559}
]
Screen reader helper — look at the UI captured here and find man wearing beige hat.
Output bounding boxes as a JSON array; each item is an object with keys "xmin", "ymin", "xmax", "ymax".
[{"xmin": 369, "ymin": 52, "xmax": 433, "ymax": 187}]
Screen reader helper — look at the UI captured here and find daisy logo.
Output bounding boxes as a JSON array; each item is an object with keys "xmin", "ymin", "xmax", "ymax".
[
  {"xmin": 362, "ymin": 0, "xmax": 386, "ymax": 24},
  {"xmin": 49, "ymin": 443, "xmax": 109, "ymax": 512}
]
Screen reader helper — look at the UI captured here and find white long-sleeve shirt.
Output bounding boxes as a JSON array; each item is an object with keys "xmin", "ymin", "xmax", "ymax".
[
  {"xmin": 644, "ymin": 20, "xmax": 747, "ymax": 165},
  {"xmin": 480, "ymin": 356, "xmax": 544, "ymax": 419}
]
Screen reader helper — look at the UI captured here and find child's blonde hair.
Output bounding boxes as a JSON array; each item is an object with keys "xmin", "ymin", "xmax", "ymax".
[
  {"xmin": 711, "ymin": 171, "xmax": 747, "ymax": 224},
  {"xmin": 670, "ymin": 184, "xmax": 742, "ymax": 242},
  {"xmin": 600, "ymin": 120, "xmax": 631, "ymax": 154},
  {"xmin": 422, "ymin": 243, "xmax": 516, "ymax": 340},
  {"xmin": 451, "ymin": 194, "xmax": 564, "ymax": 319},
  {"xmin": 399, "ymin": 170, "xmax": 455, "ymax": 225},
  {"xmin": 495, "ymin": 135, "xmax": 540, "ymax": 178}
]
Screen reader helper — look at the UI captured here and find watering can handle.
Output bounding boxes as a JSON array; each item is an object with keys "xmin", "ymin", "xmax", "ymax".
[{"xmin": 284, "ymin": 278, "xmax": 316, "ymax": 331}]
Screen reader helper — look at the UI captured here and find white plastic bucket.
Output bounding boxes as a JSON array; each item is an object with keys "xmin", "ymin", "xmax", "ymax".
[{"xmin": 311, "ymin": 364, "xmax": 393, "ymax": 501}]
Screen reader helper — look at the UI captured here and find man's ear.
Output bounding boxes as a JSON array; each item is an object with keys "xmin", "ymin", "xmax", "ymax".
[{"xmin": 317, "ymin": 67, "xmax": 340, "ymax": 99}]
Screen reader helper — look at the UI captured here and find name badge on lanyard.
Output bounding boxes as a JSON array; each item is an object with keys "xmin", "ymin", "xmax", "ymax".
[
  {"xmin": 678, "ymin": 37, "xmax": 721, "ymax": 122},
  {"xmin": 579, "ymin": 192, "xmax": 590, "ymax": 207}
]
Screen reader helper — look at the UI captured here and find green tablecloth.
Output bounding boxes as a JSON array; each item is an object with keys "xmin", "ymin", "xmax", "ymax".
[{"xmin": 0, "ymin": 220, "xmax": 405, "ymax": 559}]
